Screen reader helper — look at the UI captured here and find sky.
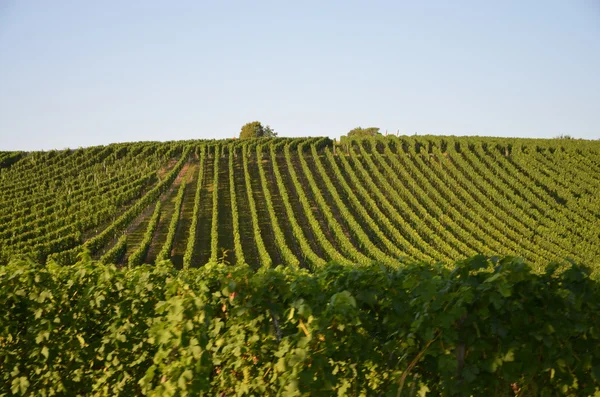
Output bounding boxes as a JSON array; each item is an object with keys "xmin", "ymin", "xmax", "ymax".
[{"xmin": 0, "ymin": 1, "xmax": 599, "ymax": 151}]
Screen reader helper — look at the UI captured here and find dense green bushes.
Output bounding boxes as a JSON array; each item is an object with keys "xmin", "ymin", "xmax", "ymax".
[{"xmin": 2, "ymin": 255, "xmax": 600, "ymax": 396}]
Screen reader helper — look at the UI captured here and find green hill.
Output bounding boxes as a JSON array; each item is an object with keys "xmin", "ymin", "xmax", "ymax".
[
  {"xmin": 3, "ymin": 135, "xmax": 600, "ymax": 395},
  {"xmin": 1, "ymin": 136, "xmax": 599, "ymax": 270}
]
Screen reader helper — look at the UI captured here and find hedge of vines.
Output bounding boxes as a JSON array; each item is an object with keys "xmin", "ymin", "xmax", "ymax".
[{"xmin": 2, "ymin": 255, "xmax": 599, "ymax": 396}]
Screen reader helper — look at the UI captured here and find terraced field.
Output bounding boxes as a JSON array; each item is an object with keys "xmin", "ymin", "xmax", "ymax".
[{"xmin": 1, "ymin": 136, "xmax": 599, "ymax": 270}]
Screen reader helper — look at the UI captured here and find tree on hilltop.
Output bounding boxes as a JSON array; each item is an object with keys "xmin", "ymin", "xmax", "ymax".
[
  {"xmin": 239, "ymin": 121, "xmax": 278, "ymax": 139},
  {"xmin": 347, "ymin": 127, "xmax": 381, "ymax": 137}
]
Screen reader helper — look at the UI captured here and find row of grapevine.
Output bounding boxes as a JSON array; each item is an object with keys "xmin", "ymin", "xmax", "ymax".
[
  {"xmin": 295, "ymin": 141, "xmax": 372, "ymax": 265},
  {"xmin": 99, "ymin": 234, "xmax": 127, "ymax": 265},
  {"xmin": 500, "ymin": 146, "xmax": 599, "ymax": 229},
  {"xmin": 46, "ymin": 145, "xmax": 191, "ymax": 266},
  {"xmin": 0, "ymin": 163, "xmax": 157, "ymax": 230},
  {"xmin": 183, "ymin": 147, "xmax": 206, "ymax": 269},
  {"xmin": 128, "ymin": 201, "xmax": 162, "ymax": 267},
  {"xmin": 156, "ymin": 181, "xmax": 187, "ymax": 262},
  {"xmin": 379, "ymin": 137, "xmax": 573, "ymax": 263},
  {"xmin": 367, "ymin": 142, "xmax": 494, "ymax": 258},
  {"xmin": 1, "ymin": 136, "xmax": 599, "ymax": 269},
  {"xmin": 308, "ymin": 144, "xmax": 398, "ymax": 267},
  {"xmin": 396, "ymin": 143, "xmax": 537, "ymax": 260},
  {"xmin": 356, "ymin": 143, "xmax": 470, "ymax": 260},
  {"xmin": 269, "ymin": 144, "xmax": 326, "ymax": 268},
  {"xmin": 0, "ymin": 143, "xmax": 178, "ymax": 262},
  {"xmin": 241, "ymin": 145, "xmax": 272, "ymax": 267},
  {"xmin": 1, "ymin": 171, "xmax": 157, "ymax": 244},
  {"xmin": 334, "ymin": 148, "xmax": 434, "ymax": 262},
  {"xmin": 0, "ymin": 143, "xmax": 159, "ymax": 204},
  {"xmin": 324, "ymin": 147, "xmax": 417, "ymax": 261},
  {"xmin": 443, "ymin": 140, "xmax": 579, "ymax": 261},
  {"xmin": 0, "ymin": 147, "xmax": 97, "ymax": 195},
  {"xmin": 377, "ymin": 135, "xmax": 598, "ymax": 265},
  {"xmin": 283, "ymin": 144, "xmax": 348, "ymax": 264},
  {"xmin": 534, "ymin": 148, "xmax": 600, "ymax": 202},
  {"xmin": 368, "ymin": 137, "xmax": 560, "ymax": 264},
  {"xmin": 228, "ymin": 147, "xmax": 245, "ymax": 265},
  {"xmin": 0, "ymin": 146, "xmax": 112, "ymax": 221},
  {"xmin": 255, "ymin": 144, "xmax": 299, "ymax": 267},
  {"xmin": 209, "ymin": 146, "xmax": 220, "ymax": 262},
  {"xmin": 346, "ymin": 143, "xmax": 449, "ymax": 261},
  {"xmin": 489, "ymin": 147, "xmax": 597, "ymax": 262},
  {"xmin": 392, "ymin": 145, "xmax": 496, "ymax": 256}
]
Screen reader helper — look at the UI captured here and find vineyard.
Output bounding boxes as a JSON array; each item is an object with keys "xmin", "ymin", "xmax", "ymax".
[
  {"xmin": 3, "ymin": 136, "xmax": 600, "ymax": 395},
  {"xmin": 1, "ymin": 136, "xmax": 599, "ymax": 271}
]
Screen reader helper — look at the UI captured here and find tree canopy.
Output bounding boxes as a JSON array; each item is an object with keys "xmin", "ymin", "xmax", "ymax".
[
  {"xmin": 239, "ymin": 121, "xmax": 278, "ymax": 139},
  {"xmin": 347, "ymin": 127, "xmax": 381, "ymax": 137}
]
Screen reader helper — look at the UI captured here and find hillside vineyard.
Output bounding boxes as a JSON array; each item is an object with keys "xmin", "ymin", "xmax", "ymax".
[{"xmin": 1, "ymin": 136, "xmax": 599, "ymax": 270}]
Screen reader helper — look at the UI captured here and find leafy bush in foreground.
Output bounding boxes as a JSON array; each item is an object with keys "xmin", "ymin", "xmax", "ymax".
[{"xmin": 1, "ymin": 255, "xmax": 600, "ymax": 396}]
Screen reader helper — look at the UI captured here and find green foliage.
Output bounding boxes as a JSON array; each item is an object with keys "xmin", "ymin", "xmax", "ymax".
[
  {"xmin": 156, "ymin": 180, "xmax": 187, "ymax": 261},
  {"xmin": 2, "ymin": 136, "xmax": 600, "ymax": 270},
  {"xmin": 0, "ymin": 142, "xmax": 188, "ymax": 265},
  {"xmin": 347, "ymin": 126, "xmax": 381, "ymax": 137},
  {"xmin": 128, "ymin": 201, "xmax": 162, "ymax": 267},
  {"xmin": 210, "ymin": 145, "xmax": 220, "ymax": 262},
  {"xmin": 296, "ymin": 141, "xmax": 372, "ymax": 265},
  {"xmin": 228, "ymin": 147, "xmax": 246, "ymax": 266},
  {"xmin": 283, "ymin": 143, "xmax": 347, "ymax": 264},
  {"xmin": 242, "ymin": 144, "xmax": 272, "ymax": 267},
  {"xmin": 239, "ymin": 121, "xmax": 278, "ymax": 139},
  {"xmin": 269, "ymin": 143, "xmax": 326, "ymax": 268},
  {"xmin": 0, "ymin": 151, "xmax": 23, "ymax": 169},
  {"xmin": 46, "ymin": 145, "xmax": 191, "ymax": 266},
  {"xmin": 2, "ymin": 255, "xmax": 600, "ymax": 395},
  {"xmin": 323, "ymin": 146, "xmax": 407, "ymax": 262},
  {"xmin": 183, "ymin": 147, "xmax": 206, "ymax": 269},
  {"xmin": 100, "ymin": 234, "xmax": 127, "ymax": 264},
  {"xmin": 256, "ymin": 144, "xmax": 299, "ymax": 267}
]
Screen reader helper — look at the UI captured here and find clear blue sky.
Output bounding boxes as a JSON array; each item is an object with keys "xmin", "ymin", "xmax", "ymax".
[{"xmin": 1, "ymin": 1, "xmax": 599, "ymax": 150}]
